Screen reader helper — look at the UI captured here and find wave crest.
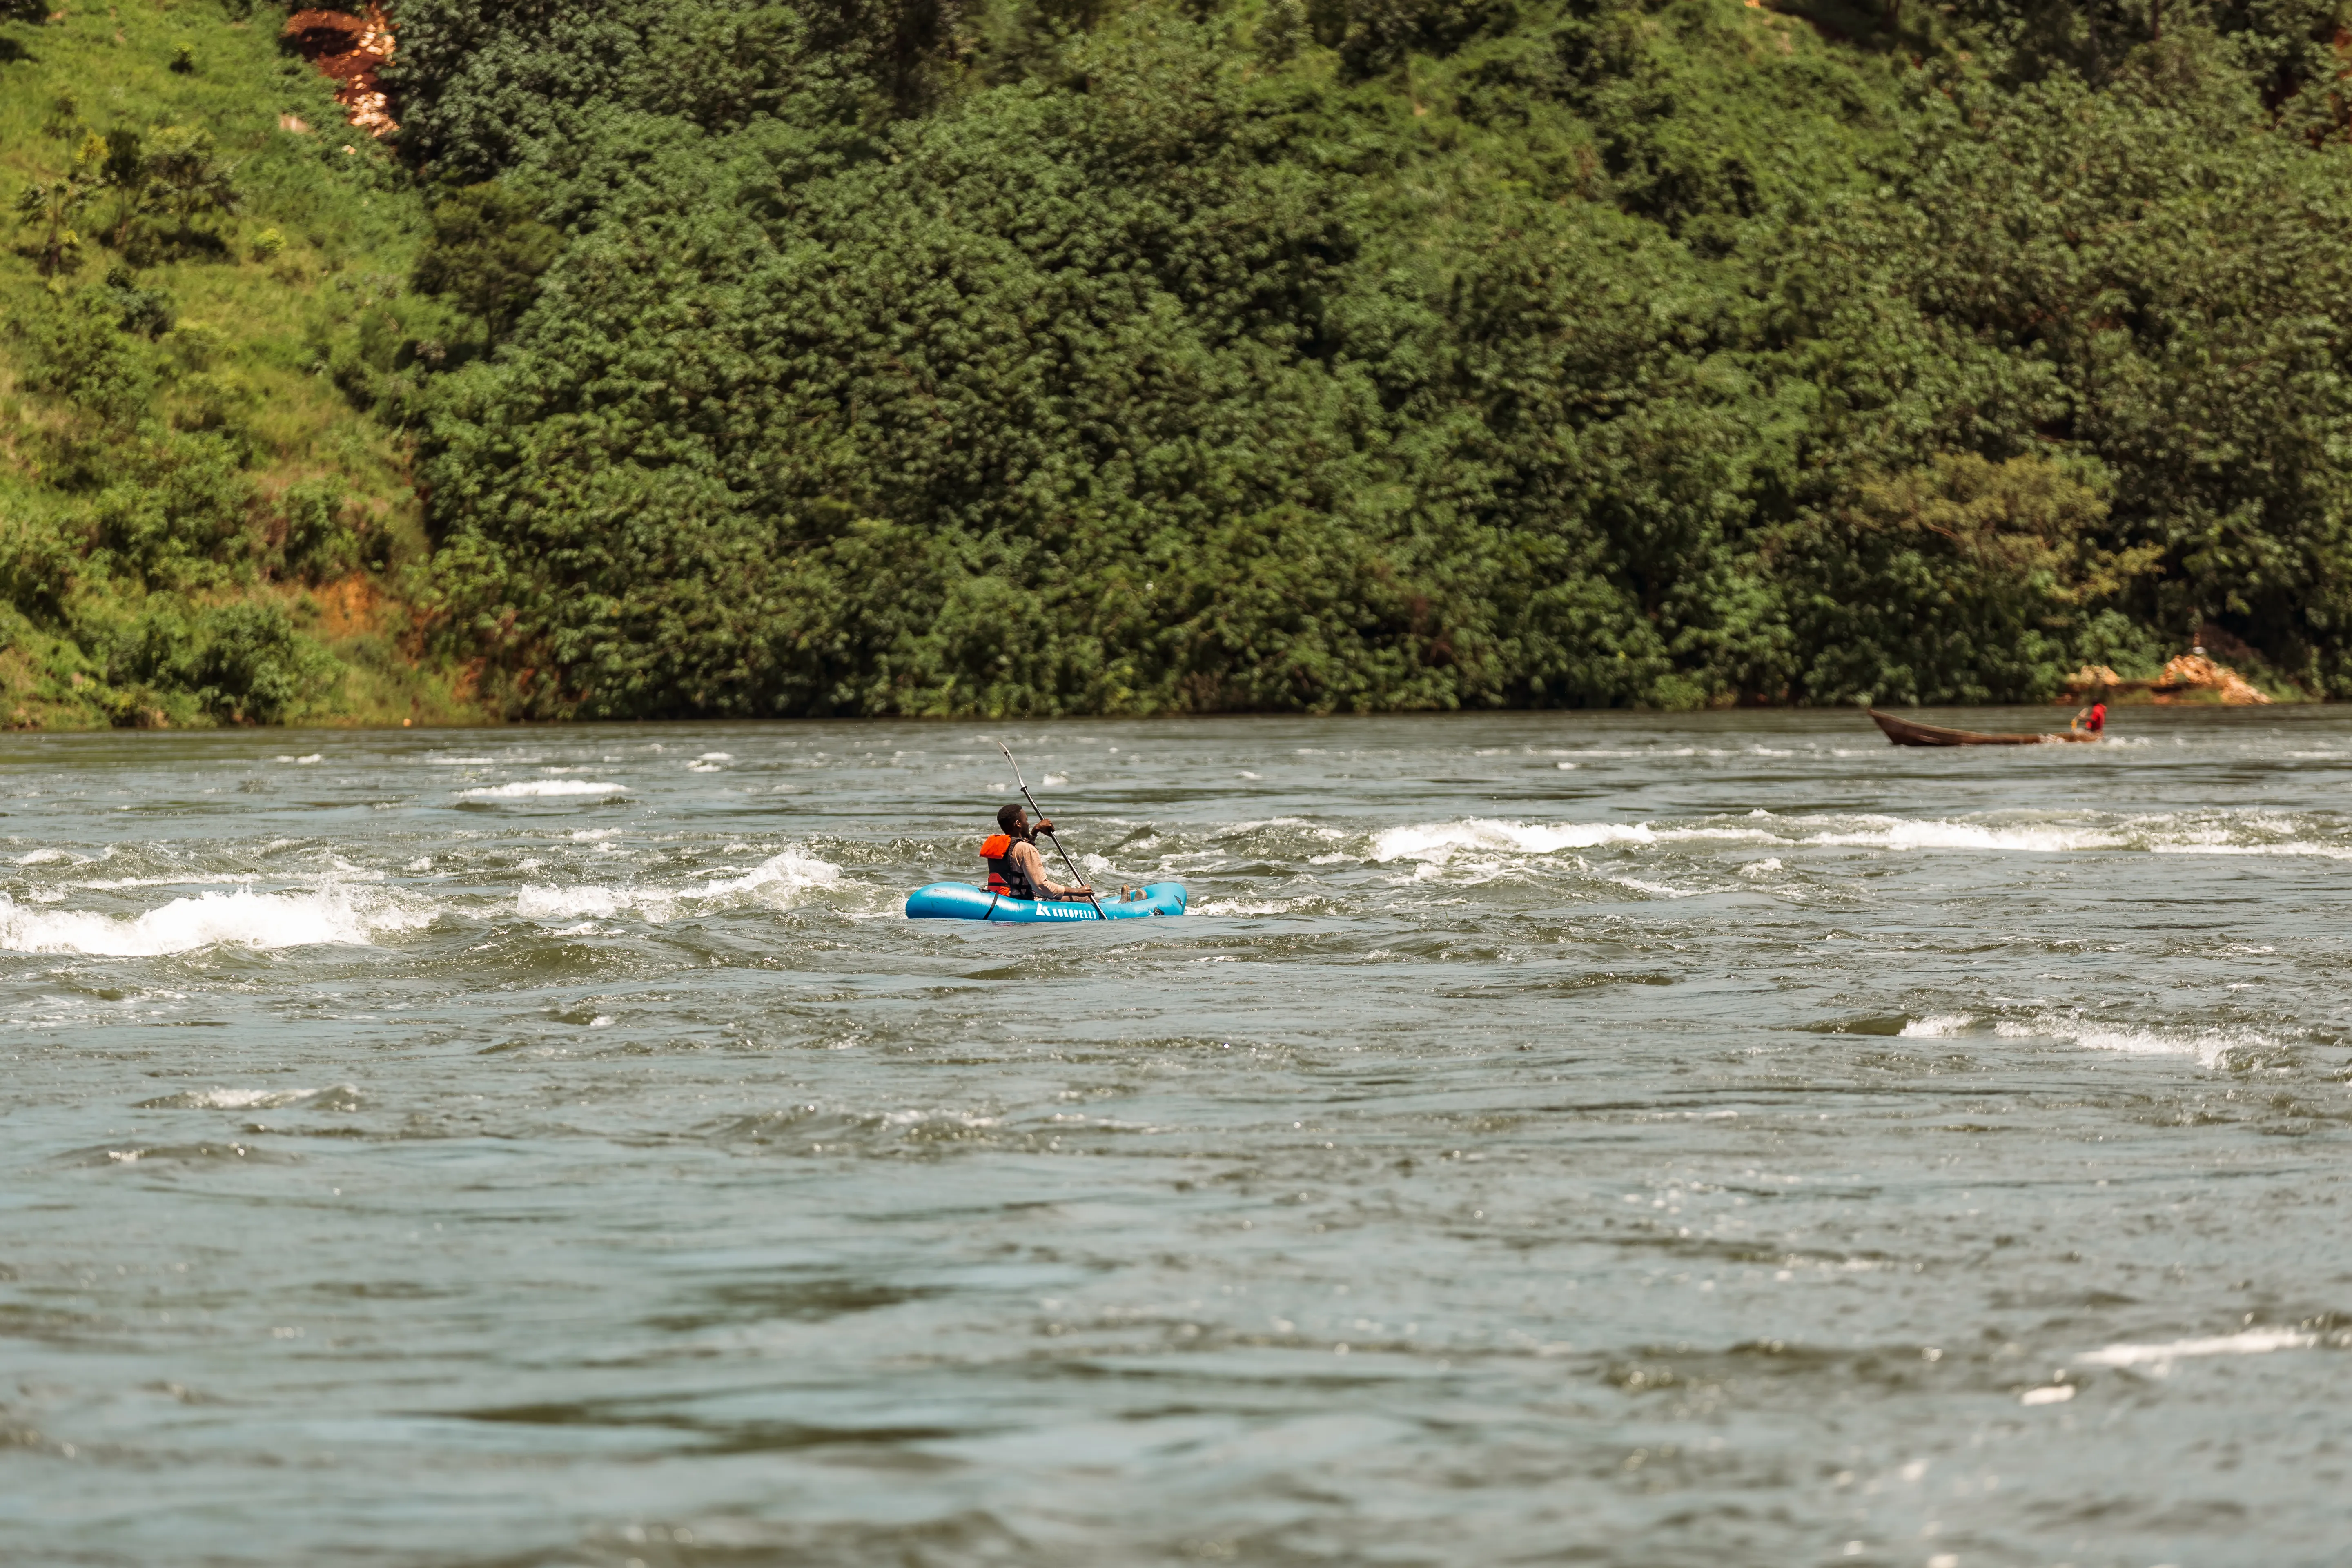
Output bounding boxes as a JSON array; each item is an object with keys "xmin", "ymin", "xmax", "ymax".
[
  {"xmin": 1372, "ymin": 819, "xmax": 1662, "ymax": 864},
  {"xmin": 0, "ymin": 886, "xmax": 430, "ymax": 956},
  {"xmin": 457, "ymin": 780, "xmax": 628, "ymax": 801},
  {"xmin": 518, "ymin": 847, "xmax": 843, "ymax": 922}
]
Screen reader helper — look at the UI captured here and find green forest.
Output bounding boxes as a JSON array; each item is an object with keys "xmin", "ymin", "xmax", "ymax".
[{"xmin": 3, "ymin": 0, "xmax": 2349, "ymax": 723}]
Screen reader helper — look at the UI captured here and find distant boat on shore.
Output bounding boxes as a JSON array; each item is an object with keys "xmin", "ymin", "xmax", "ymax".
[{"xmin": 1867, "ymin": 710, "xmax": 2102, "ymax": 747}]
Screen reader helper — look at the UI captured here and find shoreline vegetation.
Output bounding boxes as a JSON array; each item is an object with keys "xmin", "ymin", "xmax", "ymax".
[{"xmin": 3, "ymin": 0, "xmax": 2346, "ymax": 727}]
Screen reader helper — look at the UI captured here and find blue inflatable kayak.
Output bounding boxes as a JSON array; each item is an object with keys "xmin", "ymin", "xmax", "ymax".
[{"xmin": 905, "ymin": 882, "xmax": 1187, "ymax": 922}]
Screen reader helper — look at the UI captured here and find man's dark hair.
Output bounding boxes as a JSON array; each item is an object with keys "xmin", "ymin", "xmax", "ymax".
[{"xmin": 996, "ymin": 803, "xmax": 1026, "ymax": 835}]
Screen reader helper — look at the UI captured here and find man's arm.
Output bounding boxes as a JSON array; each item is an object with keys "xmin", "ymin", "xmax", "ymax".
[{"xmin": 1015, "ymin": 840, "xmax": 1091, "ymax": 899}]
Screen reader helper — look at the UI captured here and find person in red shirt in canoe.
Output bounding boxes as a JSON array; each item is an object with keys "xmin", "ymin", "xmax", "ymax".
[{"xmin": 2071, "ymin": 700, "xmax": 2107, "ymax": 736}]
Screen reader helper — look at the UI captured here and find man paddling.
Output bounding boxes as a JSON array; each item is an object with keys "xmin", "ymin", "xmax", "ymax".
[
  {"xmin": 2071, "ymin": 700, "xmax": 2107, "ymax": 736},
  {"xmin": 982, "ymin": 804, "xmax": 1094, "ymax": 902}
]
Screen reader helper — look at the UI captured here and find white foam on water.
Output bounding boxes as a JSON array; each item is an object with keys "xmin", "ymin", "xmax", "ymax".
[
  {"xmin": 142, "ymin": 1085, "xmax": 352, "ymax": 1110},
  {"xmin": 1896, "ymin": 1009, "xmax": 2253, "ymax": 1066},
  {"xmin": 699, "ymin": 753, "xmax": 732, "ymax": 761},
  {"xmin": 274, "ymin": 754, "xmax": 324, "ymax": 765},
  {"xmin": 457, "ymin": 781, "xmax": 628, "ymax": 801},
  {"xmin": 1994, "ymin": 1015, "xmax": 2257, "ymax": 1068},
  {"xmin": 1373, "ymin": 819, "xmax": 1660, "ymax": 863},
  {"xmin": 517, "ymin": 848, "xmax": 844, "ymax": 923},
  {"xmin": 682, "ymin": 849, "xmax": 844, "ymax": 902},
  {"xmin": 2077, "ymin": 1328, "xmax": 2316, "ymax": 1370},
  {"xmin": 1769, "ymin": 806, "xmax": 2352, "ymax": 860},
  {"xmin": 15, "ymin": 849, "xmax": 80, "ymax": 865},
  {"xmin": 516, "ymin": 885, "xmax": 626, "ymax": 920},
  {"xmin": 1225, "ymin": 817, "xmax": 1348, "ymax": 838},
  {"xmin": 0, "ymin": 886, "xmax": 431, "ymax": 956},
  {"xmin": 1804, "ymin": 816, "xmax": 2119, "ymax": 853},
  {"xmin": 1375, "ymin": 817, "xmax": 1785, "ymax": 866},
  {"xmin": 2154, "ymin": 842, "xmax": 2352, "ymax": 861},
  {"xmin": 1610, "ymin": 874, "xmax": 1701, "ymax": 899},
  {"xmin": 428, "ymin": 756, "xmax": 496, "ymax": 765}
]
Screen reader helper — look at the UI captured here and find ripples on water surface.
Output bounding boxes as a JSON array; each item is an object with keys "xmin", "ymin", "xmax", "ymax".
[{"xmin": 4, "ymin": 710, "xmax": 2351, "ymax": 1566}]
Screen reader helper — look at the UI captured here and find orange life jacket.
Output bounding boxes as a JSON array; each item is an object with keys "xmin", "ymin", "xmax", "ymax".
[{"xmin": 980, "ymin": 833, "xmax": 1039, "ymax": 898}]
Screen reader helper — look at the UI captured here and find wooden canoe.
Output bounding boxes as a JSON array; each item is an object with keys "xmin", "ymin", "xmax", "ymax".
[{"xmin": 1867, "ymin": 709, "xmax": 2101, "ymax": 747}]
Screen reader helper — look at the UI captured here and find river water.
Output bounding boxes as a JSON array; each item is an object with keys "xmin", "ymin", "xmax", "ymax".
[{"xmin": 3, "ymin": 710, "xmax": 2349, "ymax": 1567}]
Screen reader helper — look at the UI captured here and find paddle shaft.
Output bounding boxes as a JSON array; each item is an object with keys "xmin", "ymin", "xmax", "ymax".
[{"xmin": 996, "ymin": 742, "xmax": 1107, "ymax": 919}]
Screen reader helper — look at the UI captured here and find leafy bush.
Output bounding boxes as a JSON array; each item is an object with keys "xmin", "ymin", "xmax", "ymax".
[
  {"xmin": 388, "ymin": 0, "xmax": 973, "ymax": 180},
  {"xmin": 1767, "ymin": 454, "xmax": 2159, "ymax": 705},
  {"xmin": 89, "ymin": 124, "xmax": 240, "ymax": 261},
  {"xmin": 12, "ymin": 179, "xmax": 90, "ymax": 274},
  {"xmin": 276, "ymin": 477, "xmax": 385, "ymax": 582},
  {"xmin": 100, "ymin": 264, "xmax": 177, "ymax": 339},
  {"xmin": 410, "ymin": 183, "xmax": 565, "ymax": 335},
  {"xmin": 13, "ymin": 292, "xmax": 154, "ymax": 423},
  {"xmin": 106, "ymin": 596, "xmax": 339, "ymax": 724},
  {"xmin": 88, "ymin": 434, "xmax": 257, "ymax": 586}
]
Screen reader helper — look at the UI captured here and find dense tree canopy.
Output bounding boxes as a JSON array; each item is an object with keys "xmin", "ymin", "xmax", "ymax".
[
  {"xmin": 377, "ymin": 0, "xmax": 2352, "ymax": 717},
  {"xmin": 10, "ymin": 0, "xmax": 2350, "ymax": 725}
]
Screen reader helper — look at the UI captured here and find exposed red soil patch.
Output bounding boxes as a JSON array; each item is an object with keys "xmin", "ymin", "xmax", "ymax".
[
  {"xmin": 312, "ymin": 575, "xmax": 386, "ymax": 641},
  {"xmin": 2060, "ymin": 655, "xmax": 2273, "ymax": 706},
  {"xmin": 283, "ymin": 6, "xmax": 397, "ymax": 138}
]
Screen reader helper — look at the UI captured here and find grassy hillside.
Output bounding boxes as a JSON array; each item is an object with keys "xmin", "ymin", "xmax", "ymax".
[{"xmin": 0, "ymin": 0, "xmax": 468, "ymax": 726}]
